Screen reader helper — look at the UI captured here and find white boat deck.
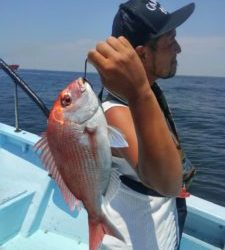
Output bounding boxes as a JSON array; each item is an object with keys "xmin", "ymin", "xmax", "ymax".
[{"xmin": 2, "ymin": 230, "xmax": 87, "ymax": 250}]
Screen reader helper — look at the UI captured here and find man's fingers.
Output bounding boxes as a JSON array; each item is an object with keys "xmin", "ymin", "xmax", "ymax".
[
  {"xmin": 106, "ymin": 36, "xmax": 127, "ymax": 52},
  {"xmin": 118, "ymin": 36, "xmax": 133, "ymax": 49},
  {"xmin": 96, "ymin": 40, "xmax": 118, "ymax": 59},
  {"xmin": 106, "ymin": 36, "xmax": 134, "ymax": 52},
  {"xmin": 87, "ymin": 49, "xmax": 107, "ymax": 71},
  {"xmin": 87, "ymin": 36, "xmax": 135, "ymax": 80}
]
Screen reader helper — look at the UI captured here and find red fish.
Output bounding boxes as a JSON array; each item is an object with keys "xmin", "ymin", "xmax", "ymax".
[{"xmin": 35, "ymin": 78, "xmax": 127, "ymax": 250}]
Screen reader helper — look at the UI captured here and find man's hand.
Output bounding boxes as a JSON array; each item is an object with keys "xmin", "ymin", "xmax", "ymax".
[{"xmin": 88, "ymin": 36, "xmax": 150, "ymax": 102}]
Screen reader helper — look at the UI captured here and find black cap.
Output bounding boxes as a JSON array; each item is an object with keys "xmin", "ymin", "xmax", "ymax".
[{"xmin": 112, "ymin": 0, "xmax": 195, "ymax": 47}]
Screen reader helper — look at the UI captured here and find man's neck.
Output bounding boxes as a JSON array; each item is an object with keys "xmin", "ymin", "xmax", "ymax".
[{"xmin": 147, "ymin": 75, "xmax": 158, "ymax": 86}]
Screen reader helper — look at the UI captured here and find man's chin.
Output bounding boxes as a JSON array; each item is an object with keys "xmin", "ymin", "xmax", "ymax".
[
  {"xmin": 153, "ymin": 65, "xmax": 177, "ymax": 80},
  {"xmin": 159, "ymin": 70, "xmax": 176, "ymax": 79},
  {"xmin": 161, "ymin": 73, "xmax": 176, "ymax": 79}
]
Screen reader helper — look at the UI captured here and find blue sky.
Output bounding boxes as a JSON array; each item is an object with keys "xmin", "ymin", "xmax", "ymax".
[{"xmin": 1, "ymin": 0, "xmax": 225, "ymax": 77}]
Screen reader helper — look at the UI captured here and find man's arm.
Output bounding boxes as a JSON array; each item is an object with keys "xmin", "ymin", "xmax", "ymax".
[{"xmin": 88, "ymin": 36, "xmax": 182, "ymax": 196}]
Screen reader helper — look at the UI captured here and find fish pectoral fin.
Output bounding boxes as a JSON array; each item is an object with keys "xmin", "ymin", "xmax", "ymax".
[{"xmin": 108, "ymin": 126, "xmax": 128, "ymax": 148}]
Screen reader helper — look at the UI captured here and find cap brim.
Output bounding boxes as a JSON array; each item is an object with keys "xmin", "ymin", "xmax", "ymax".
[{"xmin": 153, "ymin": 3, "xmax": 195, "ymax": 38}]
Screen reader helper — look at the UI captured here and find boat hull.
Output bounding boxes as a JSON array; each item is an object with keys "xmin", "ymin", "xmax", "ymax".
[{"xmin": 0, "ymin": 122, "xmax": 224, "ymax": 249}]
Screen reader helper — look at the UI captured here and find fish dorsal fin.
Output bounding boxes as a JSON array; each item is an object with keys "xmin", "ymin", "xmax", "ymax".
[
  {"xmin": 34, "ymin": 135, "xmax": 81, "ymax": 211},
  {"xmin": 107, "ymin": 126, "xmax": 128, "ymax": 148}
]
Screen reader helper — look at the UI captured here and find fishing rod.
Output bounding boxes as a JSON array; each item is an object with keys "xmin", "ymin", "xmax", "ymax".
[{"xmin": 0, "ymin": 58, "xmax": 50, "ymax": 118}]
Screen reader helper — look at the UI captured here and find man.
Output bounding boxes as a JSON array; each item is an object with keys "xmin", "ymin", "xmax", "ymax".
[{"xmin": 88, "ymin": 1, "xmax": 196, "ymax": 249}]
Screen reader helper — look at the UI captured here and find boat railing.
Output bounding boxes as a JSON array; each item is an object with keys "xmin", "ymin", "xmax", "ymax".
[{"xmin": 0, "ymin": 58, "xmax": 50, "ymax": 132}]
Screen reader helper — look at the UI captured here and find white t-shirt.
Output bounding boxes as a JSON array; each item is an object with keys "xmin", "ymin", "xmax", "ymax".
[{"xmin": 100, "ymin": 100, "xmax": 180, "ymax": 250}]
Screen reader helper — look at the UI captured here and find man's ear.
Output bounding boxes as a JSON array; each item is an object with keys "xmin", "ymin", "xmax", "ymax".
[{"xmin": 135, "ymin": 45, "xmax": 146, "ymax": 62}]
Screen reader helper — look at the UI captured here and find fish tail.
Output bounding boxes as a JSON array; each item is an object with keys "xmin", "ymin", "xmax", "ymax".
[{"xmin": 88, "ymin": 215, "xmax": 124, "ymax": 250}]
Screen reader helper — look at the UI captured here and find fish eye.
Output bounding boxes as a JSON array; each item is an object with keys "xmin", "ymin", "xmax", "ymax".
[{"xmin": 61, "ymin": 94, "xmax": 72, "ymax": 107}]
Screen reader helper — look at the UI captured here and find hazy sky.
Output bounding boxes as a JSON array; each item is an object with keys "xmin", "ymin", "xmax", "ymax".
[{"xmin": 1, "ymin": 0, "xmax": 225, "ymax": 77}]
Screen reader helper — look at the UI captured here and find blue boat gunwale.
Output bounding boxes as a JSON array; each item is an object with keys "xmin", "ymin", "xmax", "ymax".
[{"xmin": 0, "ymin": 122, "xmax": 40, "ymax": 146}]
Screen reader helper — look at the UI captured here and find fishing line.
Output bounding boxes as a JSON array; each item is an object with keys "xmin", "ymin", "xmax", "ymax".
[
  {"xmin": 83, "ymin": 58, "xmax": 95, "ymax": 91},
  {"xmin": 83, "ymin": 58, "xmax": 88, "ymax": 82}
]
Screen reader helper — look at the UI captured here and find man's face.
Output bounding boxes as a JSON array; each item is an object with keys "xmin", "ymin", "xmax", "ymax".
[{"xmin": 144, "ymin": 30, "xmax": 181, "ymax": 80}]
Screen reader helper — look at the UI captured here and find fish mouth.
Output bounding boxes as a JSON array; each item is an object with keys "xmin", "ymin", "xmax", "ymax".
[
  {"xmin": 67, "ymin": 78, "xmax": 87, "ymax": 95},
  {"xmin": 77, "ymin": 78, "xmax": 87, "ymax": 93}
]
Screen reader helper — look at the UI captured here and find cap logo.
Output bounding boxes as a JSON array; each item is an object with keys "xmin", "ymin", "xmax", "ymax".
[{"xmin": 146, "ymin": 0, "xmax": 168, "ymax": 14}]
